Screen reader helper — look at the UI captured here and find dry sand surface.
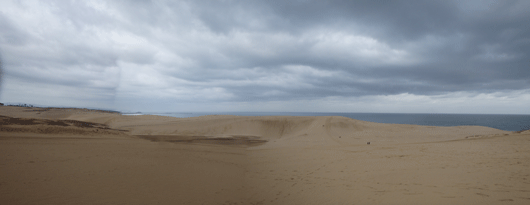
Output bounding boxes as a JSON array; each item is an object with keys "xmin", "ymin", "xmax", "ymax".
[{"xmin": 1, "ymin": 106, "xmax": 529, "ymax": 204}]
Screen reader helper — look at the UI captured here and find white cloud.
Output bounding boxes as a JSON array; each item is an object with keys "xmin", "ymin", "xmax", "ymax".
[{"xmin": 309, "ymin": 31, "xmax": 414, "ymax": 66}]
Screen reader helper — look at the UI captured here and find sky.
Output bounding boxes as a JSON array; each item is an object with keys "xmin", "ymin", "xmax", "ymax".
[{"xmin": 0, "ymin": 0, "xmax": 529, "ymax": 114}]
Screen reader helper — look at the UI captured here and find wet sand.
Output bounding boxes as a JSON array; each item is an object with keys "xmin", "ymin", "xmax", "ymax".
[{"xmin": 1, "ymin": 106, "xmax": 529, "ymax": 204}]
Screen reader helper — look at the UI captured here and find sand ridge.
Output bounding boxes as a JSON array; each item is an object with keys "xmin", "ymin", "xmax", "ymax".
[{"xmin": 1, "ymin": 106, "xmax": 529, "ymax": 204}]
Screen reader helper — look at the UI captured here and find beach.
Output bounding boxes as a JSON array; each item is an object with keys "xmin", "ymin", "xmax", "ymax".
[{"xmin": 1, "ymin": 106, "xmax": 529, "ymax": 204}]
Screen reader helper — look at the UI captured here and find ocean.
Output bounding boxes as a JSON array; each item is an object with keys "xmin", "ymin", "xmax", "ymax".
[{"xmin": 135, "ymin": 112, "xmax": 530, "ymax": 132}]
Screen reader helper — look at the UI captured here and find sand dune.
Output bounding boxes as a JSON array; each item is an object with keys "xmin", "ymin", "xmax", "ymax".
[{"xmin": 1, "ymin": 106, "xmax": 529, "ymax": 204}]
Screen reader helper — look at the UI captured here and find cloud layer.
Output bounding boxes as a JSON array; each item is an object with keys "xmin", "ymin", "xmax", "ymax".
[{"xmin": 1, "ymin": 0, "xmax": 529, "ymax": 113}]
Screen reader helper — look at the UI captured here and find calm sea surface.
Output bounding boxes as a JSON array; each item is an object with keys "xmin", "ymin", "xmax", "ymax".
[{"xmin": 136, "ymin": 112, "xmax": 530, "ymax": 132}]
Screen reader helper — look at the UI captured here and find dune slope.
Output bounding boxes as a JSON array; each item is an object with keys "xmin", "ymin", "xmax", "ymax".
[{"xmin": 1, "ymin": 106, "xmax": 529, "ymax": 204}]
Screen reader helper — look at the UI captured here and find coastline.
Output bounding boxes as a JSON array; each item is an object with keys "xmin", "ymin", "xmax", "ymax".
[{"xmin": 129, "ymin": 111, "xmax": 530, "ymax": 131}]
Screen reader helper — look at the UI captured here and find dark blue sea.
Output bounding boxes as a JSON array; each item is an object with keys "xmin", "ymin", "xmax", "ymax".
[{"xmin": 133, "ymin": 112, "xmax": 530, "ymax": 132}]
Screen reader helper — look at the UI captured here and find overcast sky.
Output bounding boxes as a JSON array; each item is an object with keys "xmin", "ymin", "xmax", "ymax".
[{"xmin": 1, "ymin": 0, "xmax": 529, "ymax": 114}]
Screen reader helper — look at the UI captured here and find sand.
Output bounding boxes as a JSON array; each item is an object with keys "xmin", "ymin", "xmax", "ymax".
[{"xmin": 1, "ymin": 106, "xmax": 529, "ymax": 204}]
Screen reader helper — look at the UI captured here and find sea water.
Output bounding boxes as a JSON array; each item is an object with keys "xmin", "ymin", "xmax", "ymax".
[{"xmin": 131, "ymin": 112, "xmax": 530, "ymax": 132}]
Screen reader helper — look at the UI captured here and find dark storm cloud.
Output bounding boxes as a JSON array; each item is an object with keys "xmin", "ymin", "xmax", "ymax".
[
  {"xmin": 190, "ymin": 0, "xmax": 460, "ymax": 42},
  {"xmin": 177, "ymin": 0, "xmax": 530, "ymax": 100},
  {"xmin": 0, "ymin": 0, "xmax": 529, "ymax": 111}
]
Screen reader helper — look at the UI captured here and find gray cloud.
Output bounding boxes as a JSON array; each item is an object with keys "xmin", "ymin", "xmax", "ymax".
[{"xmin": 0, "ymin": 0, "xmax": 529, "ymax": 113}]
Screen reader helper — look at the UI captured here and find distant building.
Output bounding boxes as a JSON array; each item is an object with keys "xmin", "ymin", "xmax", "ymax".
[{"xmin": 0, "ymin": 103, "xmax": 4, "ymax": 106}]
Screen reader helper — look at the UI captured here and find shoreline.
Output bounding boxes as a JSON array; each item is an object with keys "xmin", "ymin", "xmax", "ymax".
[
  {"xmin": 128, "ymin": 111, "xmax": 530, "ymax": 132},
  {"xmin": 3, "ymin": 104, "xmax": 528, "ymax": 131}
]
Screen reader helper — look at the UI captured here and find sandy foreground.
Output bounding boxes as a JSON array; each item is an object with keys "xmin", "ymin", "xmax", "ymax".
[{"xmin": 1, "ymin": 106, "xmax": 529, "ymax": 205}]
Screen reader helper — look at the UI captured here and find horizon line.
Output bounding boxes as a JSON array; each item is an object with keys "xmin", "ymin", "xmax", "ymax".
[{"xmin": 2, "ymin": 103, "xmax": 529, "ymax": 116}]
